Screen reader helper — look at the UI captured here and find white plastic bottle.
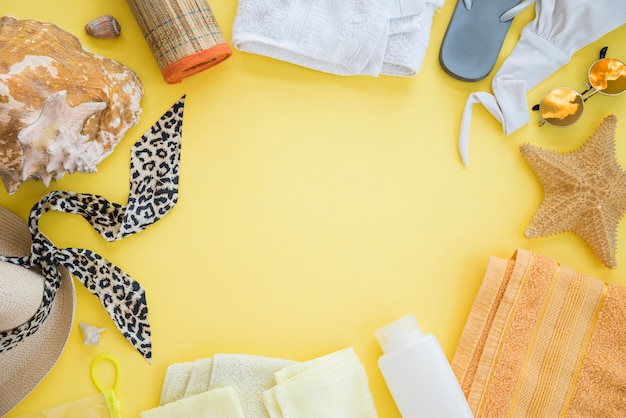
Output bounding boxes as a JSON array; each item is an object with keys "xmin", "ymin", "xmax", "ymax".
[{"xmin": 375, "ymin": 314, "xmax": 474, "ymax": 418}]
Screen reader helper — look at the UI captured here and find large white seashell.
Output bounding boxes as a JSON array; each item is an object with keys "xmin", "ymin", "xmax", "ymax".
[
  {"xmin": 0, "ymin": 16, "xmax": 144, "ymax": 193},
  {"xmin": 18, "ymin": 91, "xmax": 108, "ymax": 187}
]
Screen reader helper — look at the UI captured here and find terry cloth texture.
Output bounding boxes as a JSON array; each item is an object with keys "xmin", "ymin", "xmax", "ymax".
[
  {"xmin": 160, "ymin": 358, "xmax": 215, "ymax": 403},
  {"xmin": 185, "ymin": 358, "xmax": 214, "ymax": 397},
  {"xmin": 452, "ymin": 248, "xmax": 626, "ymax": 417},
  {"xmin": 142, "ymin": 387, "xmax": 244, "ymax": 418},
  {"xmin": 158, "ymin": 354, "xmax": 296, "ymax": 417},
  {"xmin": 209, "ymin": 354, "xmax": 297, "ymax": 418},
  {"xmin": 263, "ymin": 348, "xmax": 379, "ymax": 418},
  {"xmin": 231, "ymin": 0, "xmax": 444, "ymax": 77},
  {"xmin": 160, "ymin": 361, "xmax": 196, "ymax": 405}
]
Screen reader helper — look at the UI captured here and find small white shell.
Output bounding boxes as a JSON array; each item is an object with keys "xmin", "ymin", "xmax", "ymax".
[
  {"xmin": 85, "ymin": 15, "xmax": 121, "ymax": 39},
  {"xmin": 79, "ymin": 322, "xmax": 106, "ymax": 346}
]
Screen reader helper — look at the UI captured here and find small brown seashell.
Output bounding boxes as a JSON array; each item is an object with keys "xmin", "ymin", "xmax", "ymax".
[{"xmin": 85, "ymin": 15, "xmax": 121, "ymax": 39}]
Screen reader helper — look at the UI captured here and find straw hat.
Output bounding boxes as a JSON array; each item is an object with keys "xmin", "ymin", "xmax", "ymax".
[{"xmin": 0, "ymin": 206, "xmax": 75, "ymax": 416}]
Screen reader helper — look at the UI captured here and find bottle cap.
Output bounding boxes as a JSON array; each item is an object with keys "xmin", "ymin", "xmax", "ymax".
[{"xmin": 375, "ymin": 314, "xmax": 423, "ymax": 353}]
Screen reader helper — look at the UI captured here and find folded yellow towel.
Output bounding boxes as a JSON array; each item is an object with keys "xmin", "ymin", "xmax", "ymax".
[
  {"xmin": 452, "ymin": 248, "xmax": 626, "ymax": 417},
  {"xmin": 209, "ymin": 354, "xmax": 296, "ymax": 418},
  {"xmin": 160, "ymin": 361, "xmax": 195, "ymax": 405},
  {"xmin": 142, "ymin": 387, "xmax": 245, "ymax": 418},
  {"xmin": 263, "ymin": 348, "xmax": 378, "ymax": 418},
  {"xmin": 185, "ymin": 358, "xmax": 214, "ymax": 397}
]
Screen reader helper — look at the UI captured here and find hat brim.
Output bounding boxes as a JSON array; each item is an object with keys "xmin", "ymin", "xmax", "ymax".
[{"xmin": 0, "ymin": 206, "xmax": 76, "ymax": 416}]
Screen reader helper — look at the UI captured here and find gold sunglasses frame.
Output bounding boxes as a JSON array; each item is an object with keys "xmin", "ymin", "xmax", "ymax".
[{"xmin": 534, "ymin": 47, "xmax": 626, "ymax": 127}]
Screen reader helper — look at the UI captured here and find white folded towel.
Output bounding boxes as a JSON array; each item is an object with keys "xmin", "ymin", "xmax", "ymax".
[
  {"xmin": 232, "ymin": 0, "xmax": 444, "ymax": 77},
  {"xmin": 263, "ymin": 348, "xmax": 379, "ymax": 418},
  {"xmin": 383, "ymin": 0, "xmax": 444, "ymax": 76}
]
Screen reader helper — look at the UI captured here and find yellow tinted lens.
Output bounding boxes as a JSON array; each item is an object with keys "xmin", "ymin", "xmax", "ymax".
[
  {"xmin": 588, "ymin": 58, "xmax": 626, "ymax": 95},
  {"xmin": 540, "ymin": 87, "xmax": 584, "ymax": 127}
]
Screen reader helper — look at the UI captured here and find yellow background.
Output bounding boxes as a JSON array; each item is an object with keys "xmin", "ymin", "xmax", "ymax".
[{"xmin": 2, "ymin": 1, "xmax": 626, "ymax": 416}]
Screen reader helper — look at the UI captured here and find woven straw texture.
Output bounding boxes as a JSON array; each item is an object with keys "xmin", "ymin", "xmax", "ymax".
[{"xmin": 126, "ymin": 0, "xmax": 226, "ymax": 71}]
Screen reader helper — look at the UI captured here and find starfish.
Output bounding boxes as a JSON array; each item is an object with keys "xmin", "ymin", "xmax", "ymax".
[{"xmin": 520, "ymin": 115, "xmax": 626, "ymax": 269}]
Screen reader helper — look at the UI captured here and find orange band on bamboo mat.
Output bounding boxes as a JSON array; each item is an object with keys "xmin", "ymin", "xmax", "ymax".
[
  {"xmin": 126, "ymin": 0, "xmax": 232, "ymax": 84},
  {"xmin": 162, "ymin": 43, "xmax": 232, "ymax": 84}
]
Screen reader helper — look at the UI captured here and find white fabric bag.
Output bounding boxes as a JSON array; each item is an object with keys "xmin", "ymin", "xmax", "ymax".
[{"xmin": 458, "ymin": 0, "xmax": 626, "ymax": 164}]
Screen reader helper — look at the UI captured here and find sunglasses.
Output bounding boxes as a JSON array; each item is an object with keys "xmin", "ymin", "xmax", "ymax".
[{"xmin": 533, "ymin": 47, "xmax": 626, "ymax": 127}]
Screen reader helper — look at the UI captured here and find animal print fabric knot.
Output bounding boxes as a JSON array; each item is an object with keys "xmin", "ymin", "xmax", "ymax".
[{"xmin": 0, "ymin": 96, "xmax": 185, "ymax": 362}]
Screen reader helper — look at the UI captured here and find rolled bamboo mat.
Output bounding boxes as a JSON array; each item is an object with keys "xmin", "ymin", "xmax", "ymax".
[{"xmin": 126, "ymin": 0, "xmax": 232, "ymax": 84}]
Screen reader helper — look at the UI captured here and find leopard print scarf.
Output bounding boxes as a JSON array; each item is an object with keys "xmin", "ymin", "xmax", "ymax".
[{"xmin": 0, "ymin": 95, "xmax": 185, "ymax": 363}]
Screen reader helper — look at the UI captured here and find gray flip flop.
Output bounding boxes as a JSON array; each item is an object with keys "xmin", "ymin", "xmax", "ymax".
[{"xmin": 439, "ymin": 0, "xmax": 535, "ymax": 81}]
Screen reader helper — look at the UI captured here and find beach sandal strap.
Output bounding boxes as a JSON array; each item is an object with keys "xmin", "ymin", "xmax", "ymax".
[
  {"xmin": 462, "ymin": 0, "xmax": 535, "ymax": 22},
  {"xmin": 499, "ymin": 0, "xmax": 535, "ymax": 22}
]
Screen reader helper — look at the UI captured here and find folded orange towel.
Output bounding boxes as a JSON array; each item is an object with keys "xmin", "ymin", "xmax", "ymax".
[{"xmin": 452, "ymin": 248, "xmax": 626, "ymax": 417}]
